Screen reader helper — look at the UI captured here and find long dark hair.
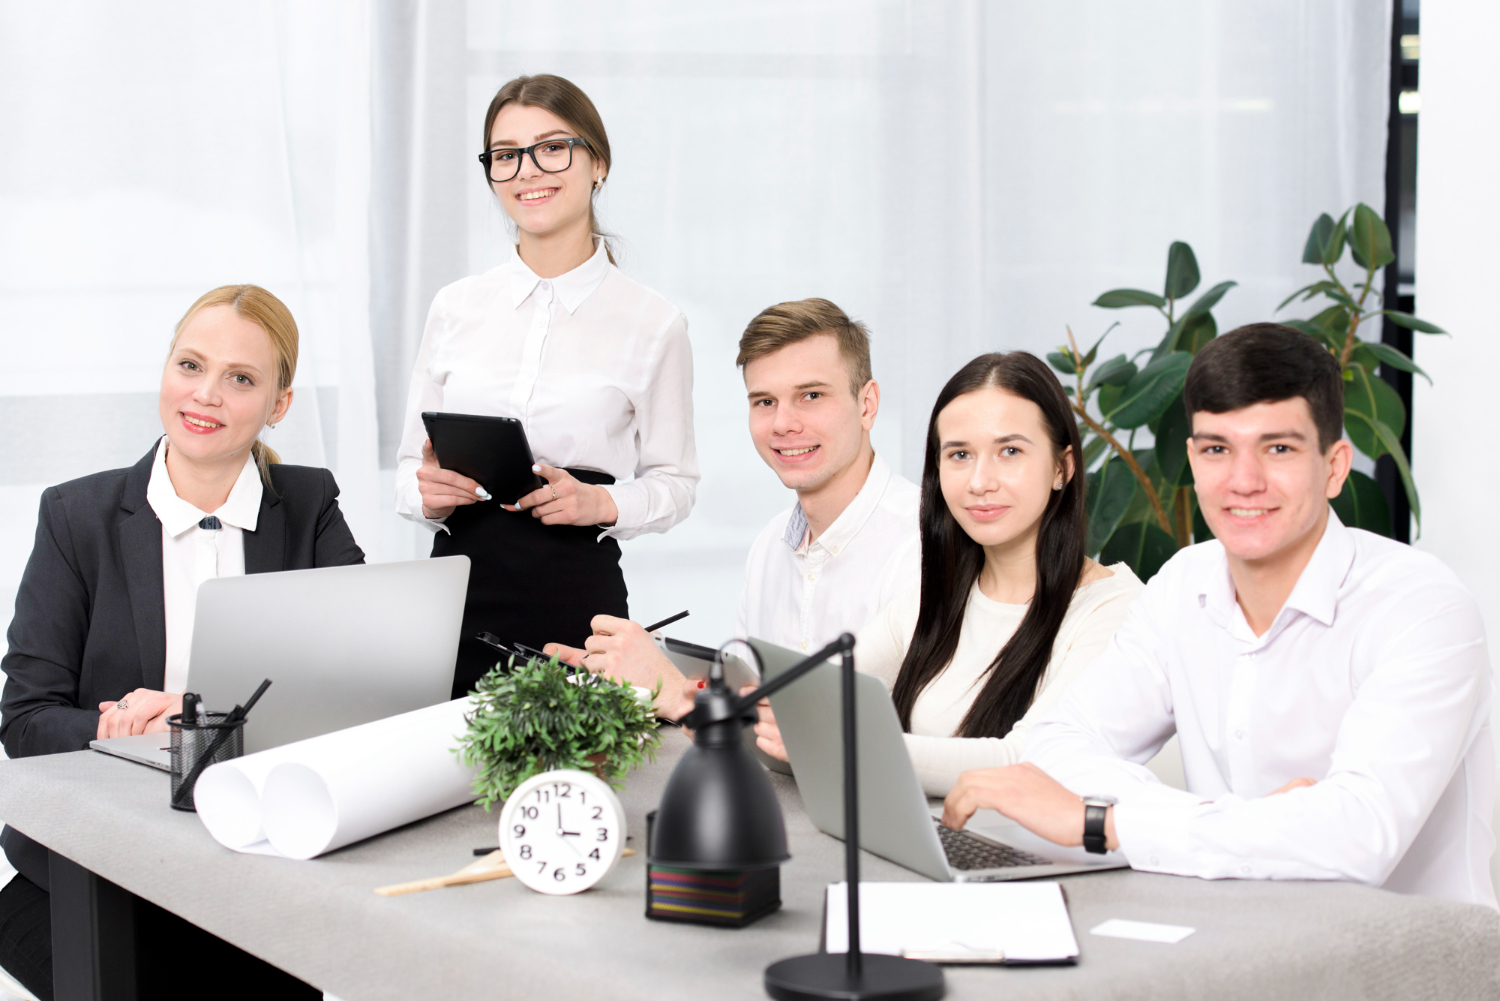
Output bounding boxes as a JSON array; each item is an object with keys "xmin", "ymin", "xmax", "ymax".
[{"xmin": 890, "ymin": 352, "xmax": 1088, "ymax": 738}]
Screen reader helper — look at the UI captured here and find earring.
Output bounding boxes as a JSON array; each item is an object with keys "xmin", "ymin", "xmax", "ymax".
[
  {"xmin": 1053, "ymin": 479, "xmax": 1063, "ymax": 490},
  {"xmin": 593, "ymin": 178, "xmax": 602, "ymax": 190}
]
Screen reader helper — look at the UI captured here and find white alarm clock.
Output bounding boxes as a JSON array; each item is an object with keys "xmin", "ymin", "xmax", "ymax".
[{"xmin": 498, "ymin": 769, "xmax": 626, "ymax": 895}]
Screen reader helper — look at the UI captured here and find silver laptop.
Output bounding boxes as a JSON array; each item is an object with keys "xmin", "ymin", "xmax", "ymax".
[
  {"xmin": 91, "ymin": 557, "xmax": 470, "ymax": 769},
  {"xmin": 752, "ymin": 637, "xmax": 1128, "ymax": 882}
]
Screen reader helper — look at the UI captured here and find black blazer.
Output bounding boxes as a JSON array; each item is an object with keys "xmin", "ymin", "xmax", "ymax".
[
  {"xmin": 0, "ymin": 444, "xmax": 364, "ymax": 886},
  {"xmin": 1, "ymin": 443, "xmax": 365, "ymax": 756}
]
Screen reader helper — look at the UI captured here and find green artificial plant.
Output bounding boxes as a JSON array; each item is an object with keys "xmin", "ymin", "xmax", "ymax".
[
  {"xmin": 456, "ymin": 654, "xmax": 661, "ymax": 810},
  {"xmin": 1050, "ymin": 203, "xmax": 1446, "ymax": 583}
]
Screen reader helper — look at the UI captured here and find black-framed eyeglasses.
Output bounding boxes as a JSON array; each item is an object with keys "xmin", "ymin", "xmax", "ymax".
[{"xmin": 477, "ymin": 137, "xmax": 592, "ymax": 183}]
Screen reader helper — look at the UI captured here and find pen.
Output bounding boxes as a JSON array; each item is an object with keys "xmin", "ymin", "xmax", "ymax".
[{"xmin": 642, "ymin": 610, "xmax": 689, "ymax": 633}]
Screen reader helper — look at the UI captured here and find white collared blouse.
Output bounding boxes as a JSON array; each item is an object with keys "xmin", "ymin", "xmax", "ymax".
[
  {"xmin": 145, "ymin": 437, "xmax": 262, "ymax": 694},
  {"xmin": 394, "ymin": 242, "xmax": 698, "ymax": 540},
  {"xmin": 1025, "ymin": 511, "xmax": 1497, "ymax": 908}
]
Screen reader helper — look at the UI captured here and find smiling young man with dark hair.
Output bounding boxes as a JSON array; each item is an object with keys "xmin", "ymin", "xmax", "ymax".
[{"xmin": 941, "ymin": 323, "xmax": 1496, "ymax": 907}]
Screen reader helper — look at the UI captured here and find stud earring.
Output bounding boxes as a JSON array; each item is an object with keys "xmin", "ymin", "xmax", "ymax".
[{"xmin": 1053, "ymin": 479, "xmax": 1063, "ymax": 490}]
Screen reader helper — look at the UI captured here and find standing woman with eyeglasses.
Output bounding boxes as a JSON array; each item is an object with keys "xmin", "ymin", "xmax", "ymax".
[{"xmin": 395, "ymin": 74, "xmax": 698, "ymax": 698}]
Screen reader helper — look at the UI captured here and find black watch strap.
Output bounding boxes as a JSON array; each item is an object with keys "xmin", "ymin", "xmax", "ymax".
[{"xmin": 1083, "ymin": 802, "xmax": 1110, "ymax": 855}]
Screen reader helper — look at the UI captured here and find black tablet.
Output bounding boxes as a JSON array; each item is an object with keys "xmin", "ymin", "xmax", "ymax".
[{"xmin": 421, "ymin": 411, "xmax": 547, "ymax": 505}]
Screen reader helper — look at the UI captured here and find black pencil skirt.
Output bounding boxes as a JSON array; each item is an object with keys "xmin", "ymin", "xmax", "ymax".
[{"xmin": 432, "ymin": 468, "xmax": 628, "ymax": 699}]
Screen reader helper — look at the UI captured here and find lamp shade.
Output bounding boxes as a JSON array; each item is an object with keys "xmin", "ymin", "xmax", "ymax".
[{"xmin": 648, "ymin": 693, "xmax": 789, "ymax": 870}]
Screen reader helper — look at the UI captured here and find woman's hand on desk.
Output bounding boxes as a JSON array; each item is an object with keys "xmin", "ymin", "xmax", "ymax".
[
  {"xmin": 96, "ymin": 689, "xmax": 182, "ymax": 739},
  {"xmin": 417, "ymin": 439, "xmax": 488, "ymax": 519},
  {"xmin": 508, "ymin": 464, "xmax": 618, "ymax": 527},
  {"xmin": 545, "ymin": 615, "xmax": 694, "ymax": 720},
  {"xmin": 740, "ymin": 687, "xmax": 789, "ymax": 762}
]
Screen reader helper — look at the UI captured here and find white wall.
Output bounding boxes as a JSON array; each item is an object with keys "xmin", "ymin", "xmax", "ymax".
[{"xmin": 1411, "ymin": 2, "xmax": 1500, "ymax": 759}]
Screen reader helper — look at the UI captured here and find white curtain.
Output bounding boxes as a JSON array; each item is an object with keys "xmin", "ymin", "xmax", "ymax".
[{"xmin": 0, "ymin": 0, "xmax": 1392, "ymax": 654}]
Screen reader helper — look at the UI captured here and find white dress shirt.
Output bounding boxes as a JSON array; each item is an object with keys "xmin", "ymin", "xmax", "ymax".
[
  {"xmin": 395, "ymin": 241, "xmax": 698, "ymax": 541},
  {"xmin": 858, "ymin": 566, "xmax": 1142, "ymax": 796},
  {"xmin": 145, "ymin": 437, "xmax": 262, "ymax": 694},
  {"xmin": 1025, "ymin": 511, "xmax": 1496, "ymax": 908},
  {"xmin": 736, "ymin": 452, "xmax": 920, "ymax": 653}
]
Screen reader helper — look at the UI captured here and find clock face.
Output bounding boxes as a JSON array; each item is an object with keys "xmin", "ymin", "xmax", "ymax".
[{"xmin": 498, "ymin": 770, "xmax": 626, "ymax": 895}]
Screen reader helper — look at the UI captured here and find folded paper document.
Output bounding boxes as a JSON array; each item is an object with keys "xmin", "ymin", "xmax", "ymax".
[{"xmin": 824, "ymin": 881, "xmax": 1079, "ymax": 964}]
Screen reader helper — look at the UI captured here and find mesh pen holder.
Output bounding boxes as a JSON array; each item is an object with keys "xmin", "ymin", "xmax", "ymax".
[{"xmin": 169, "ymin": 711, "xmax": 244, "ymax": 812}]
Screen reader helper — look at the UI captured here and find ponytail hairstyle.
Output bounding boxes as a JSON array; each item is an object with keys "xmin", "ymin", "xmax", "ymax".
[
  {"xmin": 482, "ymin": 74, "xmax": 616, "ymax": 263},
  {"xmin": 889, "ymin": 352, "xmax": 1088, "ymax": 739},
  {"xmin": 169, "ymin": 285, "xmax": 299, "ymax": 487}
]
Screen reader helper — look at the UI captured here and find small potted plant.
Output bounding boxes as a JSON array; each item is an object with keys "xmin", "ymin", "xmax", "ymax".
[{"xmin": 456, "ymin": 654, "xmax": 662, "ymax": 809}]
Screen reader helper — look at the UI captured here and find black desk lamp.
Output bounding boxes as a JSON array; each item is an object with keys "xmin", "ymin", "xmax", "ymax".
[{"xmin": 649, "ymin": 634, "xmax": 945, "ymax": 1001}]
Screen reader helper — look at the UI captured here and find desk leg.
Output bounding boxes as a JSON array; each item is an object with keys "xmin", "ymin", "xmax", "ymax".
[
  {"xmin": 49, "ymin": 852, "xmax": 136, "ymax": 1001},
  {"xmin": 47, "ymin": 850, "xmax": 320, "ymax": 1001}
]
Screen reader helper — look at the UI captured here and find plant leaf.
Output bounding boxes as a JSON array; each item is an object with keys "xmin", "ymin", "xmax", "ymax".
[
  {"xmin": 1164, "ymin": 242, "xmax": 1200, "ymax": 300},
  {"xmin": 1356, "ymin": 340, "xmax": 1432, "ymax": 384},
  {"xmin": 1094, "ymin": 289, "xmax": 1167, "ymax": 309},
  {"xmin": 1344, "ymin": 412, "xmax": 1421, "ymax": 530},
  {"xmin": 1302, "ymin": 213, "xmax": 1336, "ymax": 264},
  {"xmin": 1182, "ymin": 280, "xmax": 1237, "ymax": 319},
  {"xmin": 1177, "ymin": 313, "xmax": 1217, "ymax": 355},
  {"xmin": 1380, "ymin": 310, "xmax": 1448, "ymax": 334},
  {"xmin": 1321, "ymin": 212, "xmax": 1349, "ymax": 266},
  {"xmin": 1100, "ymin": 521, "xmax": 1180, "ymax": 582},
  {"xmin": 1105, "ymin": 351, "xmax": 1193, "ymax": 429},
  {"xmin": 1344, "ymin": 363, "xmax": 1407, "ymax": 455},
  {"xmin": 1329, "ymin": 469, "xmax": 1391, "ymax": 537},
  {"xmin": 1349, "ymin": 202, "xmax": 1396, "ymax": 270},
  {"xmin": 1086, "ymin": 459, "xmax": 1136, "ymax": 555},
  {"xmin": 1154, "ymin": 396, "xmax": 1192, "ymax": 486},
  {"xmin": 1047, "ymin": 350, "xmax": 1076, "ymax": 375},
  {"xmin": 1087, "ymin": 354, "xmax": 1137, "ymax": 392}
]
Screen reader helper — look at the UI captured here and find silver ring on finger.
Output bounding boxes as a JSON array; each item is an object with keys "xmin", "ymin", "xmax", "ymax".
[{"xmin": 115, "ymin": 699, "xmax": 129, "ymax": 711}]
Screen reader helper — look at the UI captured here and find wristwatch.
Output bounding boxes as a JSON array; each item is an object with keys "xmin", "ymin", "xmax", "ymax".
[{"xmin": 1082, "ymin": 795, "xmax": 1117, "ymax": 855}]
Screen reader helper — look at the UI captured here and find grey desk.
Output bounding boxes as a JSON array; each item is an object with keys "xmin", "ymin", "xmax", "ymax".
[{"xmin": 2, "ymin": 731, "xmax": 1497, "ymax": 1001}]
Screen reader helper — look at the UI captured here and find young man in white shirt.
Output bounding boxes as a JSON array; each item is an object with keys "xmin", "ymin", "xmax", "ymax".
[
  {"xmin": 941, "ymin": 323, "xmax": 1496, "ymax": 908},
  {"xmin": 546, "ymin": 298, "xmax": 919, "ymax": 721}
]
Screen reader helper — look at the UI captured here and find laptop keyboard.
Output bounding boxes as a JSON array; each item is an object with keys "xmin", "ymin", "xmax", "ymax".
[{"xmin": 934, "ymin": 820, "xmax": 1051, "ymax": 871}]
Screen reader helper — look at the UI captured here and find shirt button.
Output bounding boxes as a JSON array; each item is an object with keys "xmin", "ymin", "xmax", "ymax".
[
  {"xmin": 800, "ymin": 641, "xmax": 809, "ymax": 650},
  {"xmin": 831, "ymin": 547, "xmax": 840, "ymax": 555},
  {"xmin": 1149, "ymin": 856, "xmax": 1160, "ymax": 866},
  {"xmin": 1234, "ymin": 730, "xmax": 1245, "ymax": 740},
  {"xmin": 806, "ymin": 573, "xmax": 817, "ymax": 582},
  {"xmin": 1240, "ymin": 865, "xmax": 1252, "ymax": 875}
]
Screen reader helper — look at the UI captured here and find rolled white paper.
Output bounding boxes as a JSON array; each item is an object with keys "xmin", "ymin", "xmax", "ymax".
[{"xmin": 195, "ymin": 698, "xmax": 478, "ymax": 859}]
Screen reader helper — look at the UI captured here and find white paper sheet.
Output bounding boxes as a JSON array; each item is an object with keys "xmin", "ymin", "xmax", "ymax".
[
  {"xmin": 823, "ymin": 882, "xmax": 1079, "ymax": 963},
  {"xmin": 194, "ymin": 698, "xmax": 478, "ymax": 859},
  {"xmin": 1089, "ymin": 918, "xmax": 1196, "ymax": 944}
]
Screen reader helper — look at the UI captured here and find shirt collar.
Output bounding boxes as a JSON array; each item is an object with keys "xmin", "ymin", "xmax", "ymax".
[
  {"xmin": 146, "ymin": 436, "xmax": 263, "ymax": 537},
  {"xmin": 1198, "ymin": 506, "xmax": 1355, "ymax": 631},
  {"xmin": 782, "ymin": 451, "xmax": 894, "ymax": 555},
  {"xmin": 500, "ymin": 239, "xmax": 611, "ymax": 313}
]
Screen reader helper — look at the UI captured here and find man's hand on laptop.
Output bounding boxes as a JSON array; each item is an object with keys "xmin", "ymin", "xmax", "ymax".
[
  {"xmin": 545, "ymin": 615, "xmax": 697, "ymax": 721},
  {"xmin": 739, "ymin": 686, "xmax": 789, "ymax": 762},
  {"xmin": 941, "ymin": 763, "xmax": 1119, "ymax": 852},
  {"xmin": 97, "ymin": 689, "xmax": 181, "ymax": 740}
]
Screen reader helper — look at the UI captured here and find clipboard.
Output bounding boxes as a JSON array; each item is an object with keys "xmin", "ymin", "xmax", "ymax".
[{"xmin": 421, "ymin": 411, "xmax": 547, "ymax": 505}]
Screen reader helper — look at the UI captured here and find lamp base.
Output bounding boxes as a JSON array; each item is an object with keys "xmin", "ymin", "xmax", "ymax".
[{"xmin": 764, "ymin": 953, "xmax": 945, "ymax": 1001}]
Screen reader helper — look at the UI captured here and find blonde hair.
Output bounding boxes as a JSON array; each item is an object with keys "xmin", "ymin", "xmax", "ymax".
[
  {"xmin": 169, "ymin": 284, "xmax": 299, "ymax": 486},
  {"xmin": 736, "ymin": 298, "xmax": 873, "ymax": 399}
]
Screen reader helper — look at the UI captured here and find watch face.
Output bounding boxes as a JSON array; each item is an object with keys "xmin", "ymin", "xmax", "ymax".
[{"xmin": 499, "ymin": 770, "xmax": 626, "ymax": 895}]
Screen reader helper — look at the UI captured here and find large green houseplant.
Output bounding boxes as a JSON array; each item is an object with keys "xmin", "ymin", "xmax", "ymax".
[
  {"xmin": 1051, "ymin": 204, "xmax": 1446, "ymax": 581},
  {"xmin": 455, "ymin": 654, "xmax": 661, "ymax": 809}
]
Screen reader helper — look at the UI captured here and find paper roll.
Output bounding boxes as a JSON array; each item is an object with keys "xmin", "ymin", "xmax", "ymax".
[{"xmin": 196, "ymin": 698, "xmax": 478, "ymax": 859}]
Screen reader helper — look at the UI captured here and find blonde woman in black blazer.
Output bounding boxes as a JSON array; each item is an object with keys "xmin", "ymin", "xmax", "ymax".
[{"xmin": 0, "ymin": 286, "xmax": 361, "ymax": 1000}]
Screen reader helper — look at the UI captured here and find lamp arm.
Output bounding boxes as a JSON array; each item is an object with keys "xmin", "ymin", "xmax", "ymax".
[{"xmin": 726, "ymin": 633, "xmax": 855, "ymax": 717}]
